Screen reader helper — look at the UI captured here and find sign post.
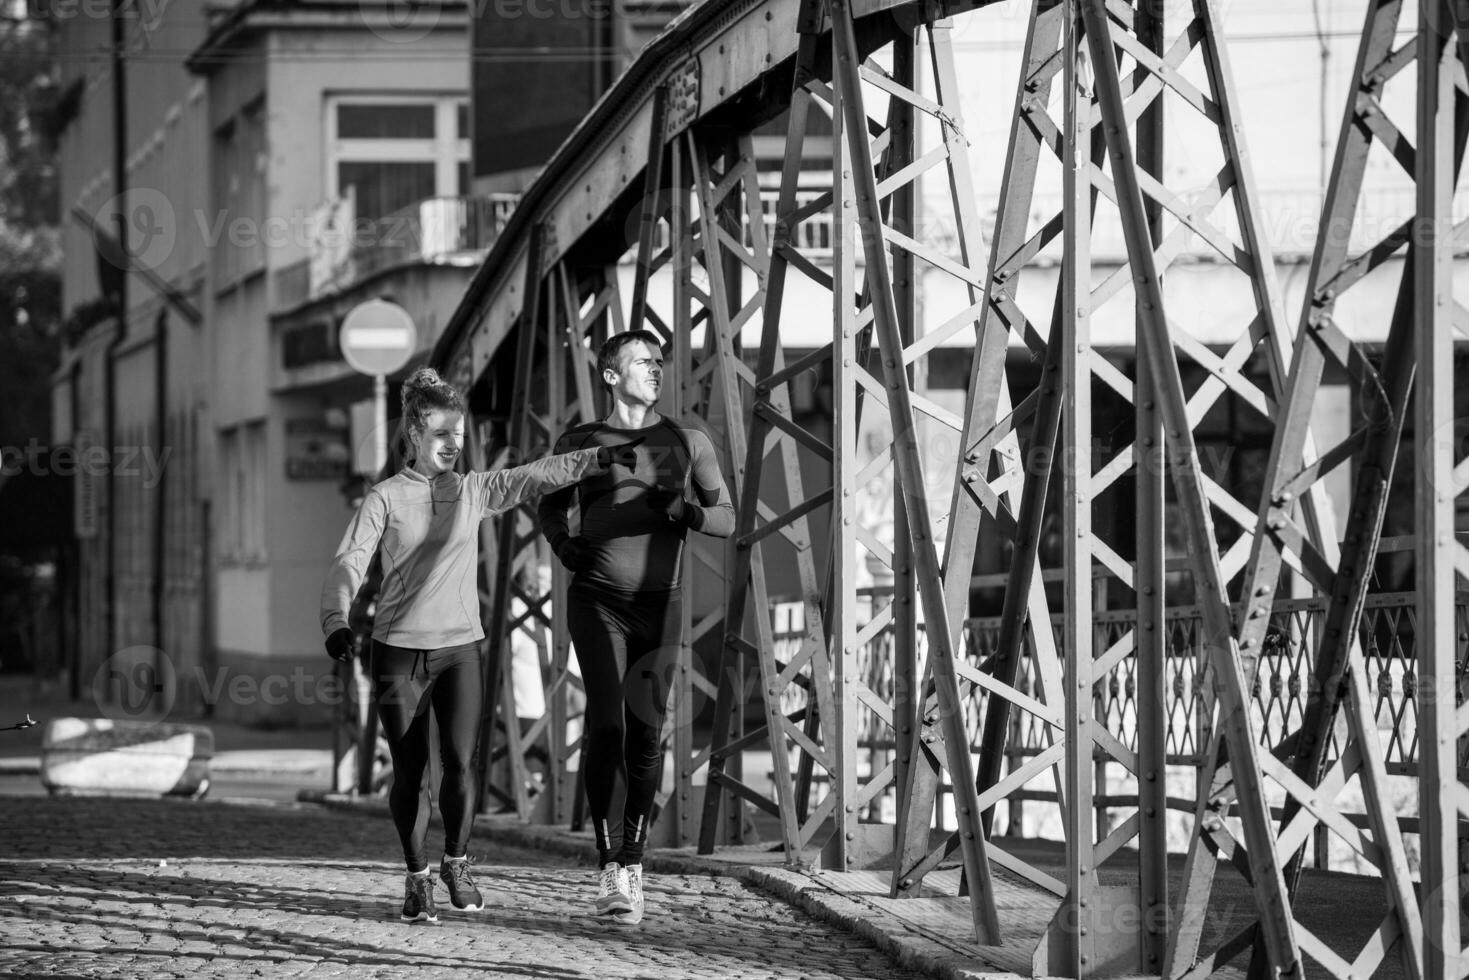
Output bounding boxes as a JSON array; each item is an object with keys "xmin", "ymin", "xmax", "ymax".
[
  {"xmin": 337, "ymin": 298, "xmax": 417, "ymax": 797},
  {"xmin": 339, "ymin": 298, "xmax": 418, "ymax": 475}
]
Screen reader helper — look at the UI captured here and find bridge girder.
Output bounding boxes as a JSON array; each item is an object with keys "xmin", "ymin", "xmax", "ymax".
[{"xmin": 437, "ymin": 1, "xmax": 1469, "ymax": 977}]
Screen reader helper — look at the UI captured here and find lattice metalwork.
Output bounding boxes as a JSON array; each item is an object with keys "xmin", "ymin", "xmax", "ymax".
[
  {"xmin": 1415, "ymin": 3, "xmax": 1469, "ymax": 974},
  {"xmin": 1012, "ymin": 0, "xmax": 1351, "ymax": 973},
  {"xmin": 1165, "ymin": 1, "xmax": 1467, "ymax": 976},
  {"xmin": 427, "ymin": 0, "xmax": 1469, "ymax": 972},
  {"xmin": 892, "ymin": 0, "xmax": 1070, "ymax": 924}
]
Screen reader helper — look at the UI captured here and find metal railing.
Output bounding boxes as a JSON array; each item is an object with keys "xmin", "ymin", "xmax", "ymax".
[{"xmin": 769, "ymin": 590, "xmax": 1466, "ymax": 814}]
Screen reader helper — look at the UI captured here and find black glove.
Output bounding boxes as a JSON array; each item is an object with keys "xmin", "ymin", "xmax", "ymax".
[
  {"xmin": 325, "ymin": 627, "xmax": 356, "ymax": 663},
  {"xmin": 596, "ymin": 436, "xmax": 645, "ymax": 470},
  {"xmin": 555, "ymin": 536, "xmax": 596, "ymax": 573},
  {"xmin": 646, "ymin": 485, "xmax": 691, "ymax": 526}
]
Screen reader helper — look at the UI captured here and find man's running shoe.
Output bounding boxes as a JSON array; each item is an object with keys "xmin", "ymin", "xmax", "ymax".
[
  {"xmin": 610, "ymin": 864, "xmax": 644, "ymax": 926},
  {"xmin": 439, "ymin": 857, "xmax": 484, "ymax": 912},
  {"xmin": 594, "ymin": 862, "xmax": 632, "ymax": 915},
  {"xmin": 400, "ymin": 871, "xmax": 439, "ymax": 923}
]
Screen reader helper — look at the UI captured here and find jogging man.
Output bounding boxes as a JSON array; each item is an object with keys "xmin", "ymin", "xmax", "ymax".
[{"xmin": 538, "ymin": 329, "xmax": 734, "ymax": 926}]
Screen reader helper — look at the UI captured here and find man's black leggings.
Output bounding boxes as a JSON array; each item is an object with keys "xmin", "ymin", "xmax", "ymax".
[
  {"xmin": 568, "ymin": 580, "xmax": 682, "ymax": 868},
  {"xmin": 371, "ymin": 640, "xmax": 483, "ymax": 873}
]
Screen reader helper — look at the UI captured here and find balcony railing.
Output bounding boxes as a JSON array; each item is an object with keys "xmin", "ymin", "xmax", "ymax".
[
  {"xmin": 351, "ymin": 194, "xmax": 520, "ymax": 280},
  {"xmin": 273, "ymin": 194, "xmax": 520, "ymax": 310}
]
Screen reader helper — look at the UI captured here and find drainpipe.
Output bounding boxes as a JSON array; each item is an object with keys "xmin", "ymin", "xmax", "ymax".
[
  {"xmin": 152, "ymin": 309, "xmax": 168, "ymax": 680},
  {"xmin": 68, "ymin": 358, "xmax": 83, "ymax": 701},
  {"xmin": 104, "ymin": 0, "xmax": 127, "ymax": 678}
]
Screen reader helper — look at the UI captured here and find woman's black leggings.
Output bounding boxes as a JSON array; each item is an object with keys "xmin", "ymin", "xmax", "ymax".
[
  {"xmin": 567, "ymin": 581, "xmax": 682, "ymax": 868},
  {"xmin": 371, "ymin": 639, "xmax": 483, "ymax": 872}
]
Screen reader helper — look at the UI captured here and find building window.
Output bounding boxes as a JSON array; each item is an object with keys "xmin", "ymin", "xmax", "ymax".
[
  {"xmin": 219, "ymin": 421, "xmax": 267, "ymax": 564},
  {"xmin": 215, "ymin": 100, "xmax": 267, "ymax": 286},
  {"xmin": 327, "ymin": 95, "xmax": 469, "ymax": 221}
]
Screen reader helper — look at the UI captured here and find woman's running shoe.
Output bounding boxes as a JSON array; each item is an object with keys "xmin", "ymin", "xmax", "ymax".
[{"xmin": 401, "ymin": 871, "xmax": 439, "ymax": 923}]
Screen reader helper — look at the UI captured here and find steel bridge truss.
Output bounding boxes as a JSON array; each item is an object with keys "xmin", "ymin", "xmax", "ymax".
[{"xmin": 437, "ymin": 0, "xmax": 1469, "ymax": 975}]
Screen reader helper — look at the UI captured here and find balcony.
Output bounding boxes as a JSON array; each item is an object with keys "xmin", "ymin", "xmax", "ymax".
[{"xmin": 273, "ymin": 194, "xmax": 520, "ymax": 311}]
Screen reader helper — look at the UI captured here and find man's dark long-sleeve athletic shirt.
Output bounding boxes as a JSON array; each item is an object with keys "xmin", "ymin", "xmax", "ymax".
[
  {"xmin": 320, "ymin": 449, "xmax": 604, "ymax": 649},
  {"xmin": 539, "ymin": 418, "xmax": 735, "ymax": 593}
]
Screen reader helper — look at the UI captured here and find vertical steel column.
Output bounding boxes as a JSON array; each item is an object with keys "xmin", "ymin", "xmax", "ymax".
[
  {"xmin": 1077, "ymin": 2, "xmax": 1301, "ymax": 976},
  {"xmin": 1038, "ymin": 7, "xmax": 1098, "ymax": 972},
  {"xmin": 630, "ymin": 86, "xmax": 671, "ymax": 335},
  {"xmin": 662, "ymin": 132, "xmax": 700, "ymax": 846},
  {"xmin": 710, "ymin": 136, "xmax": 755, "ymax": 847},
  {"xmin": 818, "ymin": 24, "xmax": 930, "ymax": 871},
  {"xmin": 545, "ymin": 267, "xmax": 623, "ymax": 828},
  {"xmin": 889, "ymin": 23, "xmax": 919, "ymax": 853},
  {"xmin": 961, "ymin": 0, "xmax": 1068, "ymax": 836},
  {"xmin": 673, "ymin": 131, "xmax": 753, "ymax": 848},
  {"xmin": 827, "ymin": 27, "xmax": 962, "ymax": 870},
  {"xmin": 1416, "ymin": 3, "xmax": 1462, "ymax": 975},
  {"xmin": 830, "ymin": 0, "xmax": 1000, "ymax": 942},
  {"xmin": 831, "ymin": 82, "xmax": 863, "ymax": 871},
  {"xmin": 697, "ymin": 0, "xmax": 840, "ymax": 861},
  {"xmin": 478, "ymin": 223, "xmax": 547, "ymax": 816},
  {"xmin": 1132, "ymin": 3, "xmax": 1168, "ymax": 969},
  {"xmin": 897, "ymin": 0, "xmax": 1071, "ymax": 901}
]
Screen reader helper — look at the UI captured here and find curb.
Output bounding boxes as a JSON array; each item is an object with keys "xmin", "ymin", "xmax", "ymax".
[
  {"xmin": 304, "ymin": 793, "xmax": 1010, "ymax": 980},
  {"xmin": 211, "ymin": 750, "xmax": 332, "ymax": 775},
  {"xmin": 0, "ymin": 749, "xmax": 332, "ymax": 777}
]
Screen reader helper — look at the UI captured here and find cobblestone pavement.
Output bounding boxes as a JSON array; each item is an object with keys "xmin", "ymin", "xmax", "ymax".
[{"xmin": 0, "ymin": 797, "xmax": 931, "ymax": 979}]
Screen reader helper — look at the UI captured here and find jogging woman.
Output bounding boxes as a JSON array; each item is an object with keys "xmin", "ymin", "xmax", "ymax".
[{"xmin": 320, "ymin": 366, "xmax": 640, "ymax": 923}]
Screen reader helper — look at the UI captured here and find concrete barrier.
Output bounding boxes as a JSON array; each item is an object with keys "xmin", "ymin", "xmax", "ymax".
[{"xmin": 40, "ymin": 717, "xmax": 213, "ymax": 798}]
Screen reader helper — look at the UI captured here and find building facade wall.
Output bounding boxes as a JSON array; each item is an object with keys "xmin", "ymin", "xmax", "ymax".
[
  {"xmin": 55, "ymin": 2, "xmax": 475, "ymax": 723},
  {"xmin": 55, "ymin": 0, "xmax": 214, "ymax": 708},
  {"xmin": 202, "ymin": 18, "xmax": 471, "ymax": 724}
]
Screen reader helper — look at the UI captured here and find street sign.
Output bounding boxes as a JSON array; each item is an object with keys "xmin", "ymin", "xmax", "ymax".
[{"xmin": 339, "ymin": 299, "xmax": 417, "ymax": 377}]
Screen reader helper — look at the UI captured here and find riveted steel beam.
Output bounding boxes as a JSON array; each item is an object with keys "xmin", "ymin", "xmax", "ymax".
[
  {"xmin": 1076, "ymin": 4, "xmax": 1304, "ymax": 975},
  {"xmin": 697, "ymin": 0, "xmax": 841, "ymax": 859},
  {"xmin": 1416, "ymin": 3, "xmax": 1465, "ymax": 975},
  {"xmin": 830, "ymin": 0, "xmax": 1001, "ymax": 943}
]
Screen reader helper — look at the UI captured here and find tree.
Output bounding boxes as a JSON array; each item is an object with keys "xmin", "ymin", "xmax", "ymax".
[{"xmin": 0, "ymin": 5, "xmax": 61, "ymax": 453}]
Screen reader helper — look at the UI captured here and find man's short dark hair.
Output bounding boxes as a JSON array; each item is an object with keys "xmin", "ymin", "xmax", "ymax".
[{"xmin": 597, "ymin": 329, "xmax": 664, "ymax": 385}]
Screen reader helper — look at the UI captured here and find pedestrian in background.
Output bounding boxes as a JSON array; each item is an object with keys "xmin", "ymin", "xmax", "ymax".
[
  {"xmin": 321, "ymin": 366, "xmax": 641, "ymax": 924},
  {"xmin": 539, "ymin": 330, "xmax": 734, "ymax": 926}
]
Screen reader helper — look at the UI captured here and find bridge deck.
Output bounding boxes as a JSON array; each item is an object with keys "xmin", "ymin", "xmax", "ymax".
[{"xmin": 701, "ymin": 837, "xmax": 1406, "ymax": 980}]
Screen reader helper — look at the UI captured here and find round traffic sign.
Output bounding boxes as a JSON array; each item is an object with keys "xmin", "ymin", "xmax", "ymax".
[{"xmin": 339, "ymin": 299, "xmax": 418, "ymax": 376}]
